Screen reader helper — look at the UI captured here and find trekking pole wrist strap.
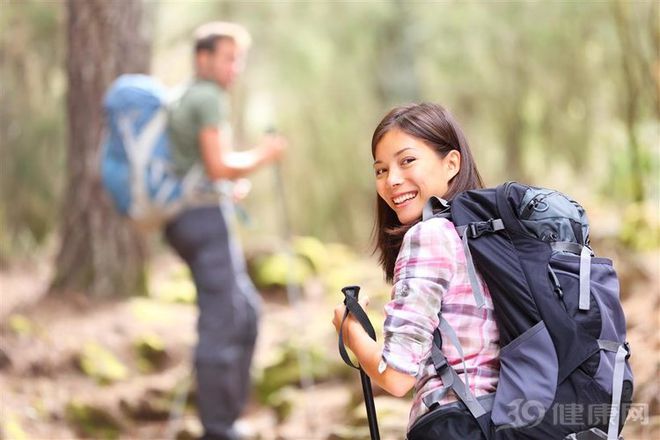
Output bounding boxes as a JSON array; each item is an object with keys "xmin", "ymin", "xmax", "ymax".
[{"xmin": 338, "ymin": 291, "xmax": 377, "ymax": 370}]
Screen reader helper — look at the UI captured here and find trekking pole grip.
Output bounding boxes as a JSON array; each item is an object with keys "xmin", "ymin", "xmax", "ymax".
[
  {"xmin": 341, "ymin": 285, "xmax": 377, "ymax": 341},
  {"xmin": 342, "ymin": 285, "xmax": 360, "ymax": 302},
  {"xmin": 338, "ymin": 285, "xmax": 376, "ymax": 369}
]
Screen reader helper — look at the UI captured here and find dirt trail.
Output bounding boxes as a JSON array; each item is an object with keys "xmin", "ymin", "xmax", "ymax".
[{"xmin": 1, "ymin": 250, "xmax": 658, "ymax": 439}]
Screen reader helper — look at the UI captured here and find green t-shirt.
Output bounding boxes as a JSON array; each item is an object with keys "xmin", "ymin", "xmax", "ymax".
[{"xmin": 167, "ymin": 79, "xmax": 230, "ymax": 176}]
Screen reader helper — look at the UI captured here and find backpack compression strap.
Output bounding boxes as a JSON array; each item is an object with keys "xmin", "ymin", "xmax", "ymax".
[
  {"xmin": 551, "ymin": 242, "xmax": 594, "ymax": 311},
  {"xmin": 597, "ymin": 340, "xmax": 631, "ymax": 440},
  {"xmin": 424, "ymin": 315, "xmax": 491, "ymax": 438}
]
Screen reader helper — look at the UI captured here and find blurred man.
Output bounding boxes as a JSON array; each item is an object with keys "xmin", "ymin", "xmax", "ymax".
[{"xmin": 165, "ymin": 22, "xmax": 286, "ymax": 440}]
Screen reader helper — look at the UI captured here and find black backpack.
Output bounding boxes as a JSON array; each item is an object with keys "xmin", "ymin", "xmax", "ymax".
[{"xmin": 412, "ymin": 182, "xmax": 633, "ymax": 440}]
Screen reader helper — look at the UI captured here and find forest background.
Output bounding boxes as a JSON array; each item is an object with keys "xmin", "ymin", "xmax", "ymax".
[{"xmin": 1, "ymin": 1, "xmax": 658, "ymax": 439}]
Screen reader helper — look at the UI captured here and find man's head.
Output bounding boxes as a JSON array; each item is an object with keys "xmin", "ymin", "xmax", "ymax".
[{"xmin": 193, "ymin": 22, "xmax": 251, "ymax": 89}]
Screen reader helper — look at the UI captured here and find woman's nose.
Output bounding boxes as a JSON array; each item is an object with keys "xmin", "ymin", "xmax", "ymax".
[{"xmin": 386, "ymin": 167, "xmax": 403, "ymax": 188}]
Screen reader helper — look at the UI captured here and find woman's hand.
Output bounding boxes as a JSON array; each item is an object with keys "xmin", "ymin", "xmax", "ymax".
[
  {"xmin": 332, "ymin": 295, "xmax": 416, "ymax": 397},
  {"xmin": 332, "ymin": 295, "xmax": 370, "ymax": 347}
]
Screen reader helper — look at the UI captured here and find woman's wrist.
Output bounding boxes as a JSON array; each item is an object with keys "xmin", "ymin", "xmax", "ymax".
[
  {"xmin": 346, "ymin": 317, "xmax": 365, "ymax": 348},
  {"xmin": 341, "ymin": 316, "xmax": 352, "ymax": 347}
]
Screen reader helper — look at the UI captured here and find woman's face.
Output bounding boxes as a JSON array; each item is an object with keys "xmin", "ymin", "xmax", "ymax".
[{"xmin": 374, "ymin": 129, "xmax": 459, "ymax": 225}]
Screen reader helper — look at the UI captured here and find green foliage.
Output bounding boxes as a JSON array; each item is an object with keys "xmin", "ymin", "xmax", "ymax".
[
  {"xmin": 133, "ymin": 333, "xmax": 168, "ymax": 373},
  {"xmin": 129, "ymin": 297, "xmax": 182, "ymax": 323},
  {"xmin": 267, "ymin": 386, "xmax": 297, "ymax": 423},
  {"xmin": 77, "ymin": 342, "xmax": 128, "ymax": 385},
  {"xmin": 1, "ymin": 0, "xmax": 65, "ymax": 258},
  {"xmin": 619, "ymin": 203, "xmax": 660, "ymax": 251},
  {"xmin": 292, "ymin": 235, "xmax": 329, "ymax": 272},
  {"xmin": 177, "ymin": 0, "xmax": 657, "ymax": 248},
  {"xmin": 347, "ymin": 396, "xmax": 410, "ymax": 438},
  {"xmin": 7, "ymin": 314, "xmax": 34, "ymax": 336},
  {"xmin": 327, "ymin": 426, "xmax": 371, "ymax": 440},
  {"xmin": 3, "ymin": 1, "xmax": 658, "ymax": 260},
  {"xmin": 152, "ymin": 269, "xmax": 197, "ymax": 304},
  {"xmin": 254, "ymin": 341, "xmax": 343, "ymax": 406},
  {"xmin": 249, "ymin": 252, "xmax": 314, "ymax": 289},
  {"xmin": 602, "ymin": 132, "xmax": 659, "ymax": 203},
  {"xmin": 318, "ymin": 243, "xmax": 388, "ymax": 299},
  {"xmin": 1, "ymin": 413, "xmax": 28, "ymax": 440},
  {"xmin": 119, "ymin": 388, "xmax": 172, "ymax": 421},
  {"xmin": 65, "ymin": 400, "xmax": 122, "ymax": 440}
]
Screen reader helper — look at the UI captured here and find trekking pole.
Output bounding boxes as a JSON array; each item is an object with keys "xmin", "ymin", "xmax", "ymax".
[
  {"xmin": 339, "ymin": 285, "xmax": 380, "ymax": 440},
  {"xmin": 271, "ymin": 139, "xmax": 317, "ymax": 430},
  {"xmin": 274, "ymin": 162, "xmax": 316, "ymax": 392}
]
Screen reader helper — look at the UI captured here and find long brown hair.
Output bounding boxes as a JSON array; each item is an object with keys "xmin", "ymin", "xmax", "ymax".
[{"xmin": 371, "ymin": 103, "xmax": 484, "ymax": 282}]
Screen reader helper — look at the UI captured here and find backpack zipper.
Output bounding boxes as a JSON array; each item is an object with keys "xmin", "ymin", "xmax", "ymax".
[
  {"xmin": 521, "ymin": 191, "xmax": 558, "ymax": 219},
  {"xmin": 548, "ymin": 266, "xmax": 567, "ymax": 312}
]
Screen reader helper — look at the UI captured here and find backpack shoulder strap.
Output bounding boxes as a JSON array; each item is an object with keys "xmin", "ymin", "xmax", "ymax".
[{"xmin": 422, "ymin": 196, "xmax": 451, "ymax": 222}]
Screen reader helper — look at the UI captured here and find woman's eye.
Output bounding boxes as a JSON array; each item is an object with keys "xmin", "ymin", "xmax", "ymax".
[
  {"xmin": 375, "ymin": 168, "xmax": 386, "ymax": 176},
  {"xmin": 401, "ymin": 157, "xmax": 416, "ymax": 166}
]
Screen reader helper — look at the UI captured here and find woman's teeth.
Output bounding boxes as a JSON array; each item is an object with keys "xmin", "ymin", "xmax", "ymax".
[{"xmin": 393, "ymin": 192, "xmax": 417, "ymax": 205}]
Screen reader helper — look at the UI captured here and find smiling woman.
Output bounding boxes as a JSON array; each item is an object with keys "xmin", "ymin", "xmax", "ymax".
[
  {"xmin": 371, "ymin": 103, "xmax": 484, "ymax": 282},
  {"xmin": 332, "ymin": 103, "xmax": 499, "ymax": 439},
  {"xmin": 373, "ymin": 129, "xmax": 460, "ymax": 225}
]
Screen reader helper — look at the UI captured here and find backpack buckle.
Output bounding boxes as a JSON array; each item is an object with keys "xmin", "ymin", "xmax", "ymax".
[
  {"xmin": 469, "ymin": 219, "xmax": 495, "ymax": 238},
  {"xmin": 432, "ymin": 354, "xmax": 449, "ymax": 374}
]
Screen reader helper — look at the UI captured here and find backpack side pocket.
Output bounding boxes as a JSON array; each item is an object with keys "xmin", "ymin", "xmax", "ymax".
[{"xmin": 491, "ymin": 321, "xmax": 558, "ymax": 429}]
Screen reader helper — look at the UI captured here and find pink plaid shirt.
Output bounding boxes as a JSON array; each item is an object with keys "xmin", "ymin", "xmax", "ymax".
[{"xmin": 380, "ymin": 217, "xmax": 500, "ymax": 429}]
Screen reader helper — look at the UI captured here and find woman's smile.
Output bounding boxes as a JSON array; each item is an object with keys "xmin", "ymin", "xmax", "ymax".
[
  {"xmin": 374, "ymin": 129, "xmax": 457, "ymax": 224},
  {"xmin": 392, "ymin": 191, "xmax": 418, "ymax": 206}
]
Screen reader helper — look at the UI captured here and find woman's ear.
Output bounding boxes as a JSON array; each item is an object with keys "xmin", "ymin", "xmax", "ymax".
[{"xmin": 446, "ymin": 150, "xmax": 461, "ymax": 180}]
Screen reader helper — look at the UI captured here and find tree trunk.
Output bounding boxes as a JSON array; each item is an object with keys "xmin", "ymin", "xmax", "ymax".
[
  {"xmin": 612, "ymin": 0, "xmax": 646, "ymax": 204},
  {"xmin": 498, "ymin": 34, "xmax": 530, "ymax": 183},
  {"xmin": 373, "ymin": 0, "xmax": 421, "ymax": 106},
  {"xmin": 51, "ymin": 0, "xmax": 152, "ymax": 297}
]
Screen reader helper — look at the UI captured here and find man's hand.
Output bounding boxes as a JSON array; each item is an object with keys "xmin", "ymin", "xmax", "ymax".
[
  {"xmin": 232, "ymin": 178, "xmax": 252, "ymax": 202},
  {"xmin": 200, "ymin": 128, "xmax": 289, "ymax": 180},
  {"xmin": 259, "ymin": 133, "xmax": 287, "ymax": 163}
]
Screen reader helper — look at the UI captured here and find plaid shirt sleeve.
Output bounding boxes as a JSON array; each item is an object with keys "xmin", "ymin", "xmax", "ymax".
[{"xmin": 381, "ymin": 217, "xmax": 457, "ymax": 376}]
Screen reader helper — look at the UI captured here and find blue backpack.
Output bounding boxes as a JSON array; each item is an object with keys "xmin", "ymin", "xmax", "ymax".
[{"xmin": 101, "ymin": 74, "xmax": 215, "ymax": 230}]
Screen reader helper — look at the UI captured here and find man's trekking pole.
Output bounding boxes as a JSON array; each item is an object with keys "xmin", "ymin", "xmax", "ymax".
[
  {"xmin": 271, "ymin": 145, "xmax": 317, "ymax": 430},
  {"xmin": 273, "ymin": 162, "xmax": 316, "ymax": 394},
  {"xmin": 338, "ymin": 285, "xmax": 380, "ymax": 440}
]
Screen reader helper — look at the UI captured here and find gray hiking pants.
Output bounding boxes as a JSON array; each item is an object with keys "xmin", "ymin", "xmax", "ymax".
[{"xmin": 165, "ymin": 204, "xmax": 260, "ymax": 440}]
